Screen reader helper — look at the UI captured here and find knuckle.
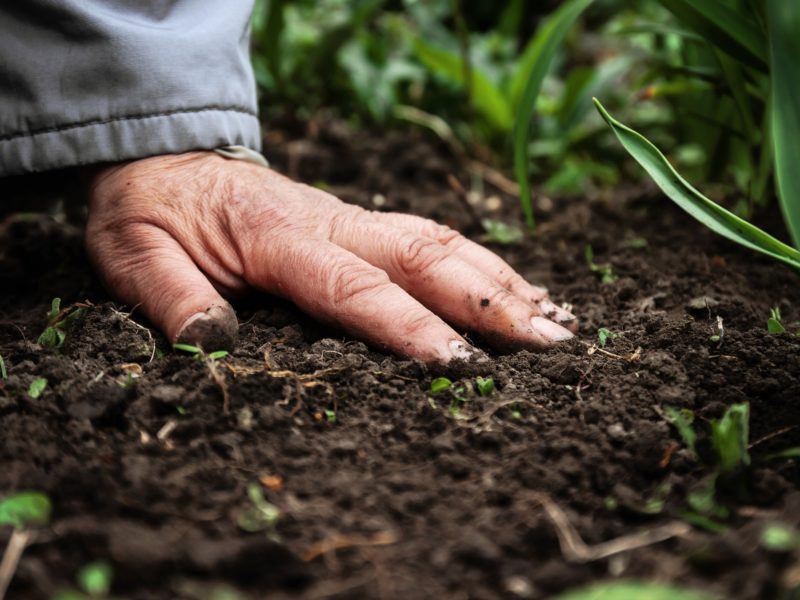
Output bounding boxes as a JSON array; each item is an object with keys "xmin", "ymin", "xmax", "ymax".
[
  {"xmin": 395, "ymin": 234, "xmax": 447, "ymax": 277},
  {"xmin": 481, "ymin": 285, "xmax": 518, "ymax": 313},
  {"xmin": 424, "ymin": 220, "xmax": 463, "ymax": 247},
  {"xmin": 326, "ymin": 259, "xmax": 391, "ymax": 306},
  {"xmin": 325, "ymin": 204, "xmax": 365, "ymax": 240}
]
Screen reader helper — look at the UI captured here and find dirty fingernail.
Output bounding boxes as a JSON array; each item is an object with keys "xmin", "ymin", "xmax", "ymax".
[
  {"xmin": 448, "ymin": 339, "xmax": 488, "ymax": 362},
  {"xmin": 539, "ymin": 299, "xmax": 576, "ymax": 324},
  {"xmin": 176, "ymin": 303, "xmax": 239, "ymax": 351},
  {"xmin": 531, "ymin": 316, "xmax": 574, "ymax": 342}
]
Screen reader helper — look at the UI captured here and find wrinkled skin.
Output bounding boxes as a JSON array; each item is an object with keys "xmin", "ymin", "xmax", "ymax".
[{"xmin": 86, "ymin": 151, "xmax": 576, "ymax": 363}]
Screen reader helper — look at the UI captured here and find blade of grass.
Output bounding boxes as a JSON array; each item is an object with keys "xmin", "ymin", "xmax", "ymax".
[
  {"xmin": 657, "ymin": 0, "xmax": 768, "ymax": 72},
  {"xmin": 512, "ymin": 0, "xmax": 593, "ymax": 230},
  {"xmin": 767, "ymin": 0, "xmax": 800, "ymax": 248},
  {"xmin": 593, "ymin": 98, "xmax": 800, "ymax": 270}
]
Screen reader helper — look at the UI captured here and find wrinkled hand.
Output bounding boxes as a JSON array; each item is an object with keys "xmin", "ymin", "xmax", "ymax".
[{"xmin": 86, "ymin": 151, "xmax": 576, "ymax": 363}]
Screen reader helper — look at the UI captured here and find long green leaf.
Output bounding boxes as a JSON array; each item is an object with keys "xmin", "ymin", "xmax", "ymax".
[
  {"xmin": 593, "ymin": 99, "xmax": 800, "ymax": 270},
  {"xmin": 767, "ymin": 1, "xmax": 800, "ymax": 248},
  {"xmin": 411, "ymin": 37, "xmax": 513, "ymax": 132},
  {"xmin": 658, "ymin": 0, "xmax": 768, "ymax": 72},
  {"xmin": 512, "ymin": 0, "xmax": 593, "ymax": 230}
]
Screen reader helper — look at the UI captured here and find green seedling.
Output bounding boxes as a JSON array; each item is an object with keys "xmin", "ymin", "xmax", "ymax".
[
  {"xmin": 596, "ymin": 327, "xmax": 617, "ymax": 348},
  {"xmin": 767, "ymin": 307, "xmax": 786, "ymax": 333},
  {"xmin": 663, "ymin": 402, "xmax": 800, "ymax": 532},
  {"xmin": 0, "ymin": 354, "xmax": 7, "ymax": 380},
  {"xmin": 664, "ymin": 406, "xmax": 698, "ymax": 457},
  {"xmin": 585, "ymin": 245, "xmax": 617, "ymax": 283},
  {"xmin": 52, "ymin": 560, "xmax": 114, "ymax": 600},
  {"xmin": 643, "ymin": 481, "xmax": 672, "ymax": 515},
  {"xmin": 760, "ymin": 522, "xmax": 800, "ymax": 553},
  {"xmin": 710, "ymin": 403, "xmax": 750, "ymax": 473},
  {"xmin": 475, "ymin": 376, "xmax": 495, "ymax": 397},
  {"xmin": 0, "ymin": 491, "xmax": 51, "ymax": 529},
  {"xmin": 173, "ymin": 343, "xmax": 229, "ymax": 361},
  {"xmin": 622, "ymin": 237, "xmax": 648, "ymax": 249},
  {"xmin": 480, "ymin": 219, "xmax": 523, "ymax": 245},
  {"xmin": 37, "ymin": 298, "xmax": 85, "ymax": 349},
  {"xmin": 77, "ymin": 561, "xmax": 113, "ymax": 598},
  {"xmin": 27, "ymin": 377, "xmax": 47, "ymax": 399},
  {"xmin": 324, "ymin": 409, "xmax": 336, "ymax": 424},
  {"xmin": 429, "ymin": 377, "xmax": 454, "ymax": 394},
  {"xmin": 237, "ymin": 483, "xmax": 280, "ymax": 533}
]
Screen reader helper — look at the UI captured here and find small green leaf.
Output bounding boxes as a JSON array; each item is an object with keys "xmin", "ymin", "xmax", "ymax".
[
  {"xmin": 173, "ymin": 343, "xmax": 202, "ymax": 355},
  {"xmin": 710, "ymin": 403, "xmax": 750, "ymax": 472},
  {"xmin": 324, "ymin": 409, "xmax": 337, "ymax": 424},
  {"xmin": 0, "ymin": 355, "xmax": 7, "ymax": 380},
  {"xmin": 238, "ymin": 483, "xmax": 280, "ymax": 532},
  {"xmin": 28, "ymin": 377, "xmax": 48, "ymax": 399},
  {"xmin": 0, "ymin": 491, "xmax": 51, "ymax": 528},
  {"xmin": 37, "ymin": 326, "xmax": 64, "ymax": 348},
  {"xmin": 77, "ymin": 561, "xmax": 113, "ymax": 597},
  {"xmin": 585, "ymin": 245, "xmax": 617, "ymax": 283},
  {"xmin": 475, "ymin": 376, "xmax": 495, "ymax": 397},
  {"xmin": 430, "ymin": 377, "xmax": 453, "ymax": 394},
  {"xmin": 47, "ymin": 297, "xmax": 62, "ymax": 321},
  {"xmin": 552, "ymin": 579, "xmax": 715, "ymax": 600},
  {"xmin": 767, "ymin": 307, "xmax": 785, "ymax": 333},
  {"xmin": 761, "ymin": 522, "xmax": 800, "ymax": 552},
  {"xmin": 664, "ymin": 406, "xmax": 697, "ymax": 456},
  {"xmin": 597, "ymin": 327, "xmax": 616, "ymax": 348},
  {"xmin": 207, "ymin": 350, "xmax": 230, "ymax": 360},
  {"xmin": 767, "ymin": 318, "xmax": 786, "ymax": 334}
]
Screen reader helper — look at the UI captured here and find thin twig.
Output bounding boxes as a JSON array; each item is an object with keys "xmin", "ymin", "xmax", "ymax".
[
  {"xmin": 529, "ymin": 493, "xmax": 690, "ymax": 563},
  {"xmin": 0, "ymin": 529, "xmax": 32, "ymax": 600},
  {"xmin": 302, "ymin": 530, "xmax": 398, "ymax": 562},
  {"xmin": 748, "ymin": 425, "xmax": 798, "ymax": 450}
]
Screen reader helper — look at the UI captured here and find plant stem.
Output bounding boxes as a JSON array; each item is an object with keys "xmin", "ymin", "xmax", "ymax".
[{"xmin": 0, "ymin": 529, "xmax": 32, "ymax": 600}]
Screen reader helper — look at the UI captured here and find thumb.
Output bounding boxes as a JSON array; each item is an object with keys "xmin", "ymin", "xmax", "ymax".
[{"xmin": 87, "ymin": 224, "xmax": 238, "ymax": 351}]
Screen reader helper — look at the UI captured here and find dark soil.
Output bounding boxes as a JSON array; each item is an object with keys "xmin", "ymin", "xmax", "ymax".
[{"xmin": 2, "ymin": 122, "xmax": 799, "ymax": 600}]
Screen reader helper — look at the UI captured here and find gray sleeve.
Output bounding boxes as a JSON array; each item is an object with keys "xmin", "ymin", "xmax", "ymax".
[{"xmin": 0, "ymin": 0, "xmax": 260, "ymax": 176}]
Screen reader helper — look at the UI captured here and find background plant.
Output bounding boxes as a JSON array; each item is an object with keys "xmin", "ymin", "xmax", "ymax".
[{"xmin": 250, "ymin": 0, "xmax": 798, "ymax": 262}]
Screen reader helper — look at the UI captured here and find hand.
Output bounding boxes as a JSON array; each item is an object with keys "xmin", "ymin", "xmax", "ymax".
[{"xmin": 85, "ymin": 151, "xmax": 576, "ymax": 363}]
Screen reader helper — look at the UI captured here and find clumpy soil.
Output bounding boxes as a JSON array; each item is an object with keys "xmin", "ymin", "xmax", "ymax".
[{"xmin": 1, "ymin": 122, "xmax": 799, "ymax": 600}]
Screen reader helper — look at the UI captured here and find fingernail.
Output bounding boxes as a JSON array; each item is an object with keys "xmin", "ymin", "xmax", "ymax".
[
  {"xmin": 448, "ymin": 339, "xmax": 488, "ymax": 362},
  {"xmin": 531, "ymin": 316, "xmax": 574, "ymax": 342},
  {"xmin": 176, "ymin": 303, "xmax": 238, "ymax": 351},
  {"xmin": 539, "ymin": 299, "xmax": 576, "ymax": 324}
]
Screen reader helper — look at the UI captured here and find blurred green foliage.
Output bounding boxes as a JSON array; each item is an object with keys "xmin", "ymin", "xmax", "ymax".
[{"xmin": 250, "ymin": 0, "xmax": 796, "ymax": 250}]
